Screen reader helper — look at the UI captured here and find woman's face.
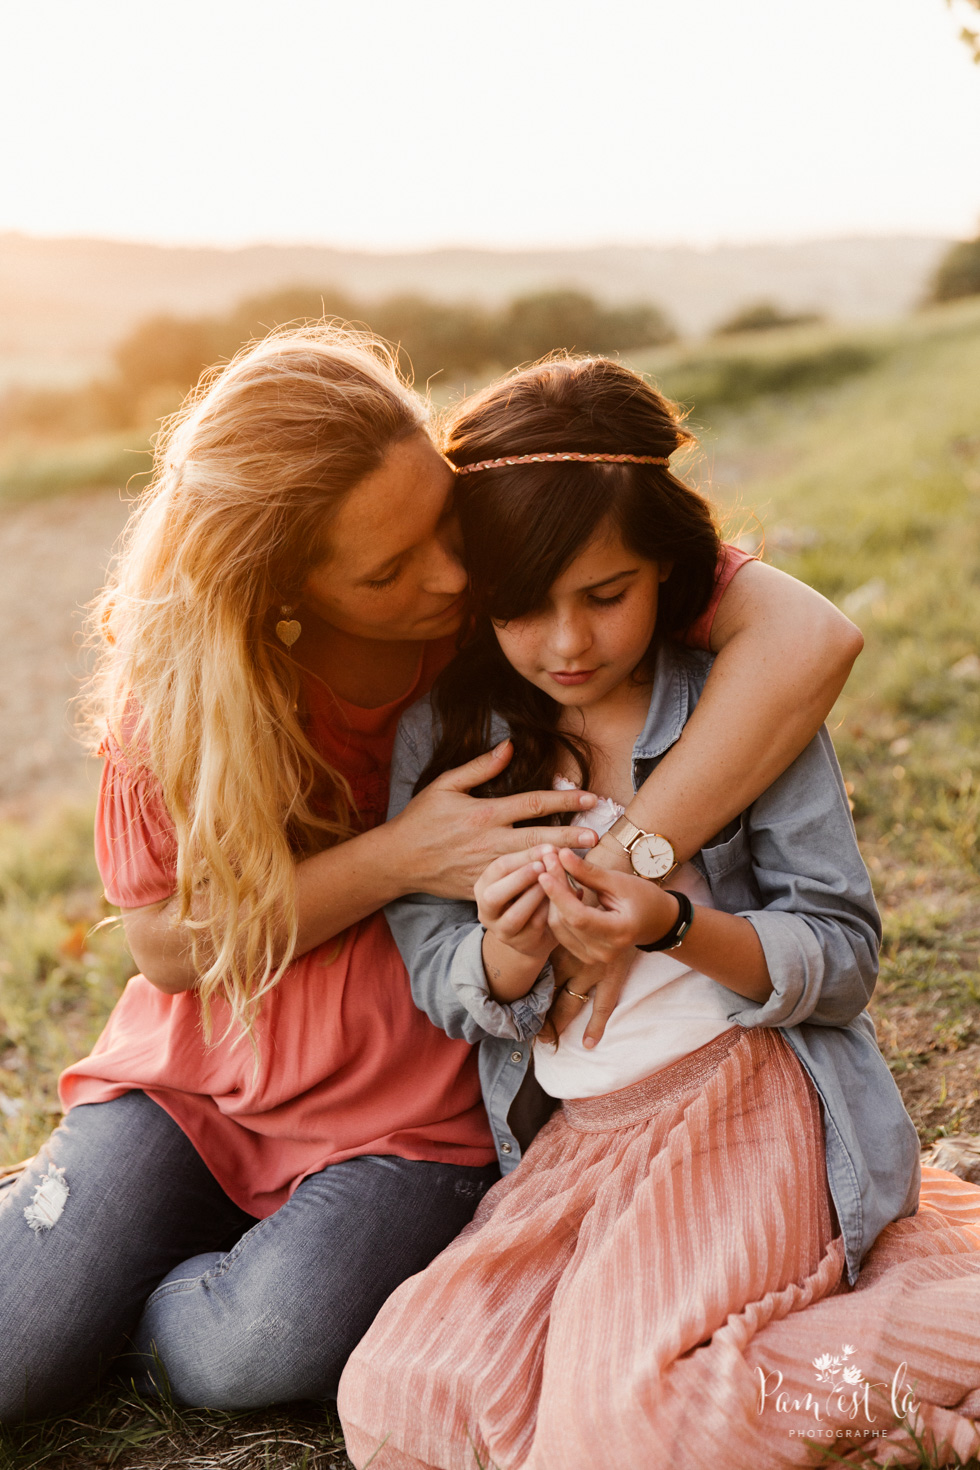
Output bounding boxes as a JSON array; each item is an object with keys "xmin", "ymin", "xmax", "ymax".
[
  {"xmin": 492, "ymin": 521, "xmax": 671, "ymax": 710},
  {"xmin": 302, "ymin": 433, "xmax": 468, "ymax": 642}
]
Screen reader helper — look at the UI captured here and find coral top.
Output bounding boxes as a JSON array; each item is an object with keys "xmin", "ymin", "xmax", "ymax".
[{"xmin": 60, "ymin": 548, "xmax": 751, "ymax": 1220}]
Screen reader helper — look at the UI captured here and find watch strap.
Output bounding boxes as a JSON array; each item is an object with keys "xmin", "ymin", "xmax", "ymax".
[
  {"xmin": 606, "ymin": 814, "xmax": 642, "ymax": 852},
  {"xmin": 635, "ymin": 890, "xmax": 695, "ymax": 952}
]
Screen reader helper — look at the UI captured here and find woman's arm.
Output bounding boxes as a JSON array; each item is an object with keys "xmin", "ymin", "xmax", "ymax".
[
  {"xmin": 384, "ymin": 741, "xmax": 558, "ymax": 1047},
  {"xmin": 596, "ymin": 560, "xmax": 863, "ymax": 870},
  {"xmin": 121, "ymin": 812, "xmax": 452, "ymax": 994},
  {"xmin": 125, "ymin": 739, "xmax": 598, "ymax": 994}
]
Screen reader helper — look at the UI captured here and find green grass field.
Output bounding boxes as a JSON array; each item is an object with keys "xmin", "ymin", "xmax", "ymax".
[
  {"xmin": 0, "ymin": 430, "xmax": 153, "ymax": 505},
  {"xmin": 636, "ymin": 299, "xmax": 980, "ymax": 1143},
  {"xmin": 1, "ymin": 299, "xmax": 979, "ymax": 1466}
]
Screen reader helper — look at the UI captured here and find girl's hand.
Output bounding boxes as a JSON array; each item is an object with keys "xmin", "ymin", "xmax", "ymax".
[
  {"xmin": 391, "ymin": 740, "xmax": 598, "ymax": 900},
  {"xmin": 537, "ymin": 848, "xmax": 680, "ymax": 964},
  {"xmin": 475, "ymin": 848, "xmax": 556, "ymax": 961}
]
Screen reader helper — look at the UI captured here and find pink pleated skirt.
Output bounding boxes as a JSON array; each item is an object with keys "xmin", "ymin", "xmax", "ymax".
[{"xmin": 339, "ymin": 1027, "xmax": 980, "ymax": 1470}]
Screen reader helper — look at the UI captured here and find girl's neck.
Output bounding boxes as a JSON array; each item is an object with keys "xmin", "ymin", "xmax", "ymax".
[
  {"xmin": 294, "ymin": 617, "xmax": 425, "ymax": 709},
  {"xmin": 558, "ymin": 671, "xmax": 653, "ymax": 807}
]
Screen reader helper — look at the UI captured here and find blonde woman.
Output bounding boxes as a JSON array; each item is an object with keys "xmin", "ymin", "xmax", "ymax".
[{"xmin": 0, "ymin": 327, "xmax": 861, "ymax": 1421}]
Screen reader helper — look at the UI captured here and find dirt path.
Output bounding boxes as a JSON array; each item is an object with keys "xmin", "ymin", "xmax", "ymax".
[{"xmin": 0, "ymin": 489, "xmax": 132, "ymax": 819}]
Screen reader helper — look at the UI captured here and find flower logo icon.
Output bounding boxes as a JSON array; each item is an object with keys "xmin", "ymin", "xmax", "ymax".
[{"xmin": 812, "ymin": 1344, "xmax": 866, "ymax": 1390}]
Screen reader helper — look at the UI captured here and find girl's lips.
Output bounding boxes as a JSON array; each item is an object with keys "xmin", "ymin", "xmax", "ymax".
[{"xmin": 548, "ymin": 669, "xmax": 598, "ymax": 686}]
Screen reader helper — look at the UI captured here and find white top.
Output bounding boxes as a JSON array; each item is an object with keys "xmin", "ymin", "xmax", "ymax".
[{"xmin": 532, "ymin": 785, "xmax": 736, "ymax": 1101}]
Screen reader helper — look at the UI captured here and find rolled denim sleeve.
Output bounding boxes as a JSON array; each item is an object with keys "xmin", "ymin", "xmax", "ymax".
[
  {"xmin": 384, "ymin": 701, "xmax": 555, "ymax": 1045},
  {"xmin": 710, "ymin": 728, "xmax": 881, "ymax": 1030},
  {"xmin": 446, "ymin": 926, "xmax": 555, "ymax": 1041}
]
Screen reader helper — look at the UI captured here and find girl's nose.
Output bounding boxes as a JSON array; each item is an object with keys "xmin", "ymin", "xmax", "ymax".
[{"xmin": 550, "ymin": 614, "xmax": 592, "ymax": 661}]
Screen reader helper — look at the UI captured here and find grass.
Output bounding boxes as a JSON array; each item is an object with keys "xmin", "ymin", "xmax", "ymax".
[
  {"xmin": 2, "ymin": 296, "xmax": 980, "ymax": 1465},
  {"xmin": 0, "ymin": 809, "xmax": 132, "ymax": 1162},
  {"xmin": 0, "ymin": 431, "xmax": 153, "ymax": 506},
  {"xmin": 0, "ymin": 1382, "xmax": 352, "ymax": 1470}
]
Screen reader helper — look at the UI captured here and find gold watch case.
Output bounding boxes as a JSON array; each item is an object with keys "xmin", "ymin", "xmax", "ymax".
[{"xmin": 606, "ymin": 816, "xmax": 677, "ymax": 882}]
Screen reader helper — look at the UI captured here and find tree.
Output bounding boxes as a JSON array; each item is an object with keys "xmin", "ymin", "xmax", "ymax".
[
  {"xmin": 929, "ymin": 236, "xmax": 980, "ymax": 301},
  {"xmin": 493, "ymin": 290, "xmax": 674, "ymax": 367},
  {"xmin": 0, "ymin": 284, "xmax": 679, "ymax": 446},
  {"xmin": 714, "ymin": 301, "xmax": 823, "ymax": 336},
  {"xmin": 112, "ymin": 314, "xmax": 224, "ymax": 412},
  {"xmin": 368, "ymin": 295, "xmax": 497, "ymax": 384},
  {"xmin": 947, "ymin": 0, "xmax": 980, "ymax": 62},
  {"xmin": 227, "ymin": 286, "xmax": 359, "ymax": 345}
]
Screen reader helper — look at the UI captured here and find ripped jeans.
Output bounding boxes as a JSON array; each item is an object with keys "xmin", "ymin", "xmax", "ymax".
[{"xmin": 0, "ymin": 1092, "xmax": 498, "ymax": 1423}]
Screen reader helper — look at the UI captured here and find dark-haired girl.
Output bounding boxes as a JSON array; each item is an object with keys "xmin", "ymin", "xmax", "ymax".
[{"xmin": 339, "ymin": 358, "xmax": 980, "ymax": 1469}]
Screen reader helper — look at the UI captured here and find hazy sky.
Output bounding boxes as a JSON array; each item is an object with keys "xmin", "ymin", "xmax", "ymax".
[{"xmin": 1, "ymin": 0, "xmax": 978, "ymax": 251}]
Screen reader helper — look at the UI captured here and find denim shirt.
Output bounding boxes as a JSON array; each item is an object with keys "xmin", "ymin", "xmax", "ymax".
[{"xmin": 385, "ymin": 645, "xmax": 921, "ymax": 1284}]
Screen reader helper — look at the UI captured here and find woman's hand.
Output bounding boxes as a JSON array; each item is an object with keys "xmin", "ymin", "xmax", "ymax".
[
  {"xmin": 390, "ymin": 740, "xmax": 599, "ymax": 900},
  {"xmin": 125, "ymin": 745, "xmax": 598, "ymax": 994},
  {"xmin": 537, "ymin": 848, "xmax": 677, "ymax": 964}
]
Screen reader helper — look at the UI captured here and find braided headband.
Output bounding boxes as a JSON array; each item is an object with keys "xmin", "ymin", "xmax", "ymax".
[{"xmin": 453, "ymin": 452, "xmax": 670, "ymax": 475}]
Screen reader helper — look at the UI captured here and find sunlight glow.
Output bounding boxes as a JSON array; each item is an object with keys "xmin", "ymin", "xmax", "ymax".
[{"xmin": 0, "ymin": 0, "xmax": 977, "ymax": 250}]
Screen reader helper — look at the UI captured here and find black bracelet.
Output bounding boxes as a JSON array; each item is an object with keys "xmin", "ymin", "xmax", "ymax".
[{"xmin": 635, "ymin": 890, "xmax": 695, "ymax": 952}]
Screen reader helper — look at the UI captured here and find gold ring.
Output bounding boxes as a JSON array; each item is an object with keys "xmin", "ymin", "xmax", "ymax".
[{"xmin": 564, "ymin": 986, "xmax": 590, "ymax": 1003}]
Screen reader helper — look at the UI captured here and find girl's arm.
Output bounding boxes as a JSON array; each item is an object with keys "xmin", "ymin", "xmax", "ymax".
[
  {"xmin": 539, "ymin": 849, "xmax": 774, "ymax": 1009},
  {"xmin": 596, "ymin": 560, "xmax": 863, "ymax": 870},
  {"xmin": 383, "ymin": 720, "xmax": 558, "ymax": 1047},
  {"xmin": 123, "ymin": 740, "xmax": 598, "ymax": 994},
  {"xmin": 539, "ymin": 725, "xmax": 881, "ymax": 1033}
]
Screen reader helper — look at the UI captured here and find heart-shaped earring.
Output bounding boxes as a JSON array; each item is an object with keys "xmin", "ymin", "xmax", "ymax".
[{"xmin": 275, "ymin": 605, "xmax": 302, "ymax": 647}]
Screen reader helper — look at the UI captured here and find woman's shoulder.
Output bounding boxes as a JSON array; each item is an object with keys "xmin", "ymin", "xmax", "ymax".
[{"xmin": 98, "ymin": 701, "xmax": 154, "ymax": 780}]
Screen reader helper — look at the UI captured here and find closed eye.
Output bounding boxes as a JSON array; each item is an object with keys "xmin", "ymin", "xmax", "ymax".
[
  {"xmin": 366, "ymin": 568, "xmax": 401, "ymax": 590},
  {"xmin": 587, "ymin": 590, "xmax": 627, "ymax": 607}
]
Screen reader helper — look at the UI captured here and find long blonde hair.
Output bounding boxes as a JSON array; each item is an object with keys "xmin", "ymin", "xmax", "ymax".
[{"xmin": 85, "ymin": 323, "xmax": 427, "ymax": 1038}]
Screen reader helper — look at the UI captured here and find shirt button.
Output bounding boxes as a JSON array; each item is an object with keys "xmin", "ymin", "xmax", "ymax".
[
  {"xmin": 510, "ymin": 1051, "xmax": 523, "ymax": 1063},
  {"xmin": 501, "ymin": 1142, "xmax": 513, "ymax": 1154}
]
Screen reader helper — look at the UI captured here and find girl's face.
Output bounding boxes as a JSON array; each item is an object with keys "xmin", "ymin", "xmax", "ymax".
[
  {"xmin": 492, "ymin": 521, "xmax": 671, "ymax": 710},
  {"xmin": 302, "ymin": 434, "xmax": 468, "ymax": 643}
]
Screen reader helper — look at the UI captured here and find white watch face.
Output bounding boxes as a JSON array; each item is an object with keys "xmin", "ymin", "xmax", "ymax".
[{"xmin": 630, "ymin": 834, "xmax": 675, "ymax": 880}]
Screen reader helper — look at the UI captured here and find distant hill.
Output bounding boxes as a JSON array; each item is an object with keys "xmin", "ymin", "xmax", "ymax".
[{"xmin": 0, "ymin": 232, "xmax": 950, "ymax": 387}]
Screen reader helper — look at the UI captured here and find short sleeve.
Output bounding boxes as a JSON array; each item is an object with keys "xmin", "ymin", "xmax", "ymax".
[
  {"xmin": 95, "ymin": 733, "xmax": 178, "ymax": 909},
  {"xmin": 682, "ymin": 543, "xmax": 756, "ymax": 651}
]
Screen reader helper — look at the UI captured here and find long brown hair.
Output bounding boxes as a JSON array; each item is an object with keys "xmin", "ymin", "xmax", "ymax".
[{"xmin": 417, "ymin": 356, "xmax": 719, "ymax": 797}]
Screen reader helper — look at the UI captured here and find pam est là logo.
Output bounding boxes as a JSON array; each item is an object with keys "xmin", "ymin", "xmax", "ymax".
[{"xmin": 756, "ymin": 1343, "xmax": 921, "ymax": 1443}]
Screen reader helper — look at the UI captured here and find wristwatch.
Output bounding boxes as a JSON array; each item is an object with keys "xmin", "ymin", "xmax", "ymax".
[
  {"xmin": 605, "ymin": 815, "xmax": 678, "ymax": 883},
  {"xmin": 636, "ymin": 889, "xmax": 695, "ymax": 953}
]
